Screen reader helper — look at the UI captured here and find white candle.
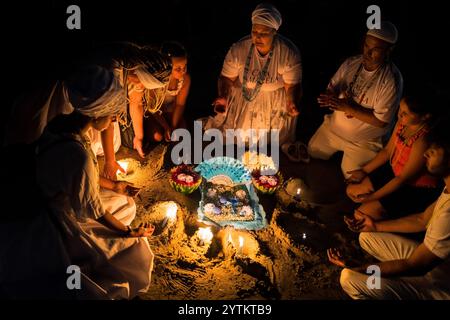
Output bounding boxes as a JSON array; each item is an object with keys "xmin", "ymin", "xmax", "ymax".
[
  {"xmin": 161, "ymin": 202, "xmax": 178, "ymax": 229},
  {"xmin": 295, "ymin": 188, "xmax": 301, "ymax": 201},
  {"xmin": 238, "ymin": 236, "xmax": 244, "ymax": 255},
  {"xmin": 198, "ymin": 227, "xmax": 213, "ymax": 246}
]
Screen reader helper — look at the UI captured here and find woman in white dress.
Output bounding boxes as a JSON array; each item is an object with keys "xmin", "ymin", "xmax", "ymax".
[{"xmin": 207, "ymin": 3, "xmax": 302, "ymax": 146}]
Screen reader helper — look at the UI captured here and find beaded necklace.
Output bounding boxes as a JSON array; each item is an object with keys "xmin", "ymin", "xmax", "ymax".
[
  {"xmin": 390, "ymin": 123, "xmax": 427, "ymax": 167},
  {"xmin": 346, "ymin": 62, "xmax": 384, "ymax": 105},
  {"xmin": 242, "ymin": 43, "xmax": 274, "ymax": 102}
]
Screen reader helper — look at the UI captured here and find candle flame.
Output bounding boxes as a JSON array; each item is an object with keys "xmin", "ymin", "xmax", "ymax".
[
  {"xmin": 117, "ymin": 160, "xmax": 129, "ymax": 175},
  {"xmin": 296, "ymin": 188, "xmax": 301, "ymax": 195},
  {"xmin": 227, "ymin": 233, "xmax": 233, "ymax": 244},
  {"xmin": 238, "ymin": 236, "xmax": 244, "ymax": 248},
  {"xmin": 198, "ymin": 227, "xmax": 213, "ymax": 243},
  {"xmin": 166, "ymin": 202, "xmax": 178, "ymax": 220}
]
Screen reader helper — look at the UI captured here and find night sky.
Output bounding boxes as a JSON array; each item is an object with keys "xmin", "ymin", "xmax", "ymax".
[{"xmin": 3, "ymin": 0, "xmax": 449, "ymax": 141}]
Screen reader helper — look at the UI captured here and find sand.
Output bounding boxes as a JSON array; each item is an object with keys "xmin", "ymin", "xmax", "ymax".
[{"xmin": 102, "ymin": 144, "xmax": 361, "ymax": 300}]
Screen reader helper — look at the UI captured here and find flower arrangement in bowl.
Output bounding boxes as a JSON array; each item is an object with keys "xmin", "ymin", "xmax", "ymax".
[
  {"xmin": 169, "ymin": 164, "xmax": 202, "ymax": 194},
  {"xmin": 251, "ymin": 169, "xmax": 284, "ymax": 195}
]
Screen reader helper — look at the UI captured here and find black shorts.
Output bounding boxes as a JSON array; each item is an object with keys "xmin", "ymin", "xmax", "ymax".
[{"xmin": 368, "ymin": 164, "xmax": 442, "ymax": 218}]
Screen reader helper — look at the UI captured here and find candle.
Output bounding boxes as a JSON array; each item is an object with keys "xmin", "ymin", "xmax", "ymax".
[
  {"xmin": 161, "ymin": 202, "xmax": 178, "ymax": 229},
  {"xmin": 295, "ymin": 188, "xmax": 301, "ymax": 201},
  {"xmin": 238, "ymin": 236, "xmax": 244, "ymax": 255},
  {"xmin": 198, "ymin": 227, "xmax": 213, "ymax": 246},
  {"xmin": 302, "ymin": 232, "xmax": 307, "ymax": 240},
  {"xmin": 116, "ymin": 160, "xmax": 129, "ymax": 175}
]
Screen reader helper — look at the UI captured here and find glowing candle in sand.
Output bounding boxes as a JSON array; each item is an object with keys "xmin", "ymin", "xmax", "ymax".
[
  {"xmin": 161, "ymin": 202, "xmax": 178, "ymax": 229},
  {"xmin": 117, "ymin": 160, "xmax": 129, "ymax": 175},
  {"xmin": 238, "ymin": 236, "xmax": 244, "ymax": 255},
  {"xmin": 198, "ymin": 227, "xmax": 213, "ymax": 246},
  {"xmin": 227, "ymin": 232, "xmax": 233, "ymax": 245},
  {"xmin": 295, "ymin": 188, "xmax": 301, "ymax": 201}
]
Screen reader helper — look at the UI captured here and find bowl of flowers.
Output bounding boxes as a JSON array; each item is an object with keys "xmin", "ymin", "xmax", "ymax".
[
  {"xmin": 251, "ymin": 169, "xmax": 284, "ymax": 195},
  {"xmin": 169, "ymin": 164, "xmax": 202, "ymax": 194}
]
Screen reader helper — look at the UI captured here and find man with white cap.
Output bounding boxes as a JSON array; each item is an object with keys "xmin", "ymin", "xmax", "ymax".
[
  {"xmin": 308, "ymin": 21, "xmax": 403, "ymax": 178},
  {"xmin": 206, "ymin": 3, "xmax": 302, "ymax": 146}
]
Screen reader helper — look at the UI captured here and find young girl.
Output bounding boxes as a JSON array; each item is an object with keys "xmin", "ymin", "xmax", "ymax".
[
  {"xmin": 148, "ymin": 41, "xmax": 191, "ymax": 142},
  {"xmin": 346, "ymin": 87, "xmax": 442, "ymax": 221}
]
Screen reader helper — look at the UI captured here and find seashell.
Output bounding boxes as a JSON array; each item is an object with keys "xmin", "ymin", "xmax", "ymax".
[{"xmin": 235, "ymin": 189, "xmax": 247, "ymax": 199}]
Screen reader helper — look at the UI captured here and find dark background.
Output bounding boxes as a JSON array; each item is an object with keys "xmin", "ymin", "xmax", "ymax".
[{"xmin": 2, "ymin": 0, "xmax": 449, "ymax": 141}]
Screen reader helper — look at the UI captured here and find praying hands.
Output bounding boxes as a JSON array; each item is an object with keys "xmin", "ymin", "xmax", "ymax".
[{"xmin": 317, "ymin": 93, "xmax": 354, "ymax": 117}]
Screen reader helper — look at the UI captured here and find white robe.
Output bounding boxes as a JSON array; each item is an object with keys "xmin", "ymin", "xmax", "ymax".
[
  {"xmin": 0, "ymin": 130, "xmax": 153, "ymax": 299},
  {"xmin": 205, "ymin": 34, "xmax": 302, "ymax": 145}
]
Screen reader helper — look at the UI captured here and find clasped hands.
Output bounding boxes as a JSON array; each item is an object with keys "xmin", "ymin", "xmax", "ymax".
[{"xmin": 318, "ymin": 92, "xmax": 354, "ymax": 118}]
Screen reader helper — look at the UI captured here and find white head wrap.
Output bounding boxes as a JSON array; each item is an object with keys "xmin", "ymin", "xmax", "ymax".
[
  {"xmin": 65, "ymin": 65, "xmax": 126, "ymax": 118},
  {"xmin": 251, "ymin": 3, "xmax": 282, "ymax": 31},
  {"xmin": 367, "ymin": 21, "xmax": 398, "ymax": 44},
  {"xmin": 134, "ymin": 67, "xmax": 166, "ymax": 89}
]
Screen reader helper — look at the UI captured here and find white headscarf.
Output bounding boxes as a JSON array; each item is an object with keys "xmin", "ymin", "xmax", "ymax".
[
  {"xmin": 65, "ymin": 65, "xmax": 126, "ymax": 118},
  {"xmin": 251, "ymin": 3, "xmax": 282, "ymax": 31},
  {"xmin": 134, "ymin": 67, "xmax": 166, "ymax": 89}
]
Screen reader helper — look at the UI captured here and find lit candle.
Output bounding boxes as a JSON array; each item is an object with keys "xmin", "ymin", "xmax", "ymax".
[
  {"xmin": 161, "ymin": 202, "xmax": 178, "ymax": 229},
  {"xmin": 238, "ymin": 236, "xmax": 244, "ymax": 255},
  {"xmin": 198, "ymin": 227, "xmax": 213, "ymax": 246},
  {"xmin": 302, "ymin": 232, "xmax": 307, "ymax": 240},
  {"xmin": 116, "ymin": 160, "xmax": 129, "ymax": 175},
  {"xmin": 295, "ymin": 188, "xmax": 301, "ymax": 201}
]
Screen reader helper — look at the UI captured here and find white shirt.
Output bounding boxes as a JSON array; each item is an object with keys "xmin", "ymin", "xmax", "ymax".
[
  {"xmin": 221, "ymin": 34, "xmax": 302, "ymax": 92},
  {"xmin": 327, "ymin": 55, "xmax": 403, "ymax": 142},
  {"xmin": 424, "ymin": 189, "xmax": 450, "ymax": 290}
]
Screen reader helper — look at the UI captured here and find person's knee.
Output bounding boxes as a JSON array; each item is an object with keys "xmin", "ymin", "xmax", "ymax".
[
  {"xmin": 340, "ymin": 268, "xmax": 356, "ymax": 296},
  {"xmin": 340, "ymin": 268, "xmax": 367, "ymax": 299},
  {"xmin": 359, "ymin": 232, "xmax": 373, "ymax": 253},
  {"xmin": 307, "ymin": 138, "xmax": 332, "ymax": 160}
]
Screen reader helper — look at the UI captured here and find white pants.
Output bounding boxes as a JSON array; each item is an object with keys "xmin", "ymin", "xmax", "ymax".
[
  {"xmin": 100, "ymin": 189, "xmax": 136, "ymax": 226},
  {"xmin": 308, "ymin": 117, "xmax": 381, "ymax": 178},
  {"xmin": 340, "ymin": 232, "xmax": 450, "ymax": 299}
]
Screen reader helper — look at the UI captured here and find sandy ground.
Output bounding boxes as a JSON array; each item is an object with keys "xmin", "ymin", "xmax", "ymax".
[{"xmin": 100, "ymin": 143, "xmax": 366, "ymax": 300}]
